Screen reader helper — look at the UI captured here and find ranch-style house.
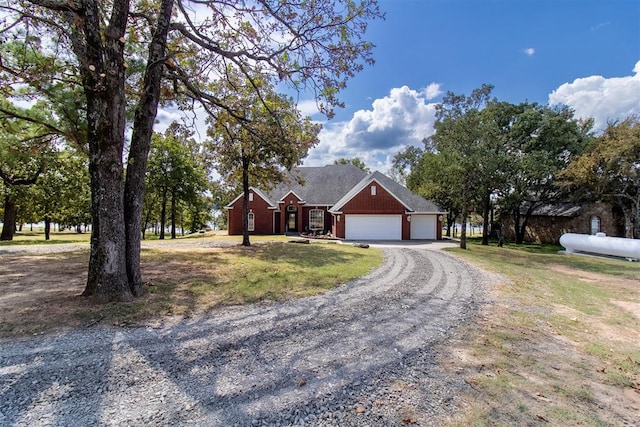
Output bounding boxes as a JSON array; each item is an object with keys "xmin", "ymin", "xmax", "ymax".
[{"xmin": 225, "ymin": 164, "xmax": 446, "ymax": 240}]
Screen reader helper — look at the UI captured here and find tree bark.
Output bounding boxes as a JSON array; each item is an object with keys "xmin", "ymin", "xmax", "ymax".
[
  {"xmin": 459, "ymin": 208, "xmax": 467, "ymax": 249},
  {"xmin": 160, "ymin": 189, "xmax": 167, "ymax": 240},
  {"xmin": 481, "ymin": 191, "xmax": 490, "ymax": 245},
  {"xmin": 1, "ymin": 195, "xmax": 16, "ymax": 241},
  {"xmin": 44, "ymin": 217, "xmax": 51, "ymax": 240},
  {"xmin": 459, "ymin": 176, "xmax": 469, "ymax": 249},
  {"xmin": 124, "ymin": 0, "xmax": 174, "ymax": 296},
  {"xmin": 170, "ymin": 191, "xmax": 177, "ymax": 239},
  {"xmin": 622, "ymin": 206, "xmax": 634, "ymax": 239},
  {"xmin": 81, "ymin": 0, "xmax": 133, "ymax": 302},
  {"xmin": 514, "ymin": 211, "xmax": 528, "ymax": 244},
  {"xmin": 636, "ymin": 195, "xmax": 640, "ymax": 239}
]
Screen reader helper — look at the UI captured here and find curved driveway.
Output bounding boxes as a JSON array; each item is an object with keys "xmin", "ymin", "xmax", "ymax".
[{"xmin": 0, "ymin": 243, "xmax": 487, "ymax": 426}]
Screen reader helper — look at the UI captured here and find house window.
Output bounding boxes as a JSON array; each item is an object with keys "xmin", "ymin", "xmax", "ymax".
[
  {"xmin": 248, "ymin": 212, "xmax": 255, "ymax": 231},
  {"xmin": 371, "ymin": 185, "xmax": 377, "ymax": 196},
  {"xmin": 590, "ymin": 216, "xmax": 600, "ymax": 235},
  {"xmin": 309, "ymin": 209, "xmax": 324, "ymax": 230},
  {"xmin": 287, "ymin": 205, "xmax": 297, "ymax": 212},
  {"xmin": 249, "ymin": 192, "xmax": 253, "ymax": 202}
]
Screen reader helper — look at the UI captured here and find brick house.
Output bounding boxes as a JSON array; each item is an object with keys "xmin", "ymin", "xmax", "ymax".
[
  {"xmin": 225, "ymin": 165, "xmax": 445, "ymax": 240},
  {"xmin": 502, "ymin": 202, "xmax": 625, "ymax": 244}
]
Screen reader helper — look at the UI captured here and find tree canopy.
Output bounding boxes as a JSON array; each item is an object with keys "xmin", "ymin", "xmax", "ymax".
[
  {"xmin": 207, "ymin": 72, "xmax": 321, "ymax": 246},
  {"xmin": 333, "ymin": 157, "xmax": 370, "ymax": 173},
  {"xmin": 398, "ymin": 85, "xmax": 593, "ymax": 246},
  {"xmin": 1, "ymin": 0, "xmax": 383, "ymax": 301},
  {"xmin": 145, "ymin": 123, "xmax": 211, "ymax": 240},
  {"xmin": 561, "ymin": 116, "xmax": 640, "ymax": 238}
]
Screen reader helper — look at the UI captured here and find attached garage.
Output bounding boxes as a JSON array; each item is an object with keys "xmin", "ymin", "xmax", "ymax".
[
  {"xmin": 345, "ymin": 214, "xmax": 402, "ymax": 240},
  {"xmin": 410, "ymin": 215, "xmax": 437, "ymax": 239}
]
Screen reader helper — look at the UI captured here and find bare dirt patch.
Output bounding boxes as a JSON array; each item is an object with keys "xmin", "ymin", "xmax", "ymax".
[
  {"xmin": 0, "ymin": 247, "xmax": 227, "ymax": 337},
  {"xmin": 549, "ymin": 263, "xmax": 639, "ymax": 290}
]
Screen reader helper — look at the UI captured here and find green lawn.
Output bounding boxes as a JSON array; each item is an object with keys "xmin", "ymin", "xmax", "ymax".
[{"xmin": 0, "ymin": 230, "xmax": 91, "ymax": 245}]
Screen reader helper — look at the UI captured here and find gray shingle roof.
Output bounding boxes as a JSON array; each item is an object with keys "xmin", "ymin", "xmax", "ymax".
[
  {"xmin": 369, "ymin": 171, "xmax": 443, "ymax": 212},
  {"xmin": 265, "ymin": 164, "xmax": 368, "ymax": 205},
  {"xmin": 231, "ymin": 164, "xmax": 444, "ymax": 213},
  {"xmin": 525, "ymin": 203, "xmax": 583, "ymax": 217}
]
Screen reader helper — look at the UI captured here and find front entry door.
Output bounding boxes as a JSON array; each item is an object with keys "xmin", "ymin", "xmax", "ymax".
[{"xmin": 288, "ymin": 212, "xmax": 297, "ymax": 232}]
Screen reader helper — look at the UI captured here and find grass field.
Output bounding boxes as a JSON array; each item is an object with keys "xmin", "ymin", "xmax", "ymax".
[
  {"xmin": 444, "ymin": 239, "xmax": 640, "ymax": 426},
  {"xmin": 0, "ymin": 230, "xmax": 92, "ymax": 245}
]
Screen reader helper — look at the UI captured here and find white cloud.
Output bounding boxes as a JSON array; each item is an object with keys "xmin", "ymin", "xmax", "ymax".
[
  {"xmin": 423, "ymin": 83, "xmax": 442, "ymax": 100},
  {"xmin": 524, "ymin": 48, "xmax": 535, "ymax": 56},
  {"xmin": 296, "ymin": 99, "xmax": 321, "ymax": 117},
  {"xmin": 548, "ymin": 60, "xmax": 640, "ymax": 132},
  {"xmin": 304, "ymin": 85, "xmax": 439, "ymax": 173}
]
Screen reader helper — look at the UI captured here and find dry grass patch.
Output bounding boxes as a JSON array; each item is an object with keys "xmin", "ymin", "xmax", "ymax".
[
  {"xmin": 0, "ymin": 241, "xmax": 381, "ymax": 337},
  {"xmin": 442, "ymin": 244, "xmax": 640, "ymax": 426}
]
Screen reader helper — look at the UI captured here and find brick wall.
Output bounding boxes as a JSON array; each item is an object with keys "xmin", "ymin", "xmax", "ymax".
[
  {"xmin": 227, "ymin": 191, "xmax": 274, "ymax": 235},
  {"xmin": 342, "ymin": 182, "xmax": 406, "ymax": 214},
  {"xmin": 503, "ymin": 202, "xmax": 624, "ymax": 244},
  {"xmin": 340, "ymin": 181, "xmax": 411, "ymax": 240}
]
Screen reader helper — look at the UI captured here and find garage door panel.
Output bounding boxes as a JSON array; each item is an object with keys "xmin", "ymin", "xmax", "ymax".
[
  {"xmin": 411, "ymin": 215, "xmax": 436, "ymax": 239},
  {"xmin": 345, "ymin": 215, "xmax": 401, "ymax": 240}
]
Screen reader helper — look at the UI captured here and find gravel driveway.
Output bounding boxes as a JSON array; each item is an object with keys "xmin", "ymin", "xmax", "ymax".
[{"xmin": 0, "ymin": 244, "xmax": 488, "ymax": 426}]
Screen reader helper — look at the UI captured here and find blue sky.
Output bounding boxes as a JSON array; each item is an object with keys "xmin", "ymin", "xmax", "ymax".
[{"xmin": 301, "ymin": 0, "xmax": 640, "ymax": 172}]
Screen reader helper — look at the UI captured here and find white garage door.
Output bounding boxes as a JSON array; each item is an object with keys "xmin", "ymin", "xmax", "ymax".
[
  {"xmin": 345, "ymin": 215, "xmax": 402, "ymax": 240},
  {"xmin": 411, "ymin": 215, "xmax": 436, "ymax": 239}
]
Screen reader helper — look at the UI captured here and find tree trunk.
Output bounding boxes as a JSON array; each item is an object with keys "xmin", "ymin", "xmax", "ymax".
[
  {"xmin": 123, "ymin": 0, "xmax": 174, "ymax": 296},
  {"xmin": 44, "ymin": 217, "xmax": 51, "ymax": 240},
  {"xmin": 81, "ymin": 0, "xmax": 133, "ymax": 302},
  {"xmin": 636, "ymin": 195, "xmax": 640, "ymax": 239},
  {"xmin": 170, "ymin": 191, "xmax": 177, "ymax": 239},
  {"xmin": 459, "ymin": 177, "xmax": 469, "ymax": 249},
  {"xmin": 160, "ymin": 189, "xmax": 167, "ymax": 240},
  {"xmin": 1, "ymin": 195, "xmax": 16, "ymax": 241},
  {"xmin": 622, "ymin": 206, "xmax": 634, "ymax": 239},
  {"xmin": 459, "ymin": 207, "xmax": 467, "ymax": 250},
  {"xmin": 241, "ymin": 153, "xmax": 251, "ymax": 247},
  {"xmin": 481, "ymin": 191, "xmax": 490, "ymax": 245},
  {"xmin": 514, "ymin": 210, "xmax": 527, "ymax": 244},
  {"xmin": 446, "ymin": 213, "xmax": 455, "ymax": 238}
]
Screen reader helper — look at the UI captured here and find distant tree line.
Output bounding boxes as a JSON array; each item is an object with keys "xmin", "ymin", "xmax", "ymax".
[{"xmin": 392, "ymin": 85, "xmax": 639, "ymax": 247}]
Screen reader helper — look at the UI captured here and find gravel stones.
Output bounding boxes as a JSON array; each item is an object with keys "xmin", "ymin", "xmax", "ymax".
[{"xmin": 0, "ymin": 245, "xmax": 489, "ymax": 426}]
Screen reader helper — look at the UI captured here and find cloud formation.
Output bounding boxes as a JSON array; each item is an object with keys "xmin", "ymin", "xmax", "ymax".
[
  {"xmin": 548, "ymin": 60, "xmax": 640, "ymax": 132},
  {"xmin": 304, "ymin": 85, "xmax": 440, "ymax": 173},
  {"xmin": 524, "ymin": 48, "xmax": 535, "ymax": 56}
]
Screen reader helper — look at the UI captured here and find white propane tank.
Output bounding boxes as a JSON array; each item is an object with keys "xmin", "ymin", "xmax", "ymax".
[{"xmin": 559, "ymin": 233, "xmax": 640, "ymax": 260}]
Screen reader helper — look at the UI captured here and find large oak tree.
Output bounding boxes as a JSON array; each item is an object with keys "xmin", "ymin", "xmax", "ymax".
[
  {"xmin": 561, "ymin": 116, "xmax": 640, "ymax": 238},
  {"xmin": 1, "ymin": 0, "xmax": 382, "ymax": 302}
]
